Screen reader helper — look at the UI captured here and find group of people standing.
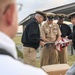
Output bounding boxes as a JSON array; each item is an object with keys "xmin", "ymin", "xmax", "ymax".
[
  {"xmin": 0, "ymin": 0, "xmax": 75, "ymax": 74},
  {"xmin": 40, "ymin": 13, "xmax": 71, "ymax": 66},
  {"xmin": 21, "ymin": 11, "xmax": 72, "ymax": 66},
  {"xmin": 21, "ymin": 11, "xmax": 75, "ymax": 75}
]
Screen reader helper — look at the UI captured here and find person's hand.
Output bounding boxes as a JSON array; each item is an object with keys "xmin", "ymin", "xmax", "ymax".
[
  {"xmin": 55, "ymin": 41, "xmax": 60, "ymax": 45},
  {"xmin": 65, "ymin": 36, "xmax": 68, "ymax": 40},
  {"xmin": 40, "ymin": 41, "xmax": 45, "ymax": 46},
  {"xmin": 65, "ymin": 36, "xmax": 72, "ymax": 44},
  {"xmin": 69, "ymin": 40, "xmax": 73, "ymax": 44}
]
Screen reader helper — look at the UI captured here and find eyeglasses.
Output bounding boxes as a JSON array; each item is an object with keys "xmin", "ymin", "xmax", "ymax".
[
  {"xmin": 3, "ymin": 3, "xmax": 23, "ymax": 14},
  {"xmin": 16, "ymin": 3, "xmax": 23, "ymax": 11}
]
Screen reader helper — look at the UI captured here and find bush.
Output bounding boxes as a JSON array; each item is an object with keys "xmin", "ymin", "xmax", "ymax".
[{"xmin": 16, "ymin": 47, "xmax": 23, "ymax": 58}]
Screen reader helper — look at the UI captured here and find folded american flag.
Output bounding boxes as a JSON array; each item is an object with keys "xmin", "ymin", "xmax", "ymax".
[{"xmin": 55, "ymin": 38, "xmax": 71, "ymax": 51}]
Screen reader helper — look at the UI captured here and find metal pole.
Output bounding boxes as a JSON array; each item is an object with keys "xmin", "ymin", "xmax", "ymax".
[{"xmin": 71, "ymin": 44, "xmax": 73, "ymax": 55}]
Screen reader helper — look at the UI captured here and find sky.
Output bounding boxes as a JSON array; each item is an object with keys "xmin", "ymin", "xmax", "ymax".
[{"xmin": 17, "ymin": 0, "xmax": 75, "ymax": 23}]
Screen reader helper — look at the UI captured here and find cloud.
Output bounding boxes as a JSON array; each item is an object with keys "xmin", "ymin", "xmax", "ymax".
[{"xmin": 17, "ymin": 0, "xmax": 75, "ymax": 22}]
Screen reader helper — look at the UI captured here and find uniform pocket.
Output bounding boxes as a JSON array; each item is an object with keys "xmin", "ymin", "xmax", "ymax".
[
  {"xmin": 45, "ymin": 29, "xmax": 49, "ymax": 33},
  {"xmin": 29, "ymin": 48, "xmax": 35, "ymax": 52},
  {"xmin": 45, "ymin": 29, "xmax": 50, "ymax": 37},
  {"xmin": 53, "ymin": 27, "xmax": 57, "ymax": 35}
]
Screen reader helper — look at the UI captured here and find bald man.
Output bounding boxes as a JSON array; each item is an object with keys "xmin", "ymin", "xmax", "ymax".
[{"xmin": 0, "ymin": 0, "xmax": 48, "ymax": 75}]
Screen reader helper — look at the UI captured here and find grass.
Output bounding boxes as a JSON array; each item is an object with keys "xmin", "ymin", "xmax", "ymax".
[
  {"xmin": 13, "ymin": 36, "xmax": 22, "ymax": 44},
  {"xmin": 68, "ymin": 55, "xmax": 75, "ymax": 66},
  {"xmin": 13, "ymin": 36, "xmax": 75, "ymax": 67},
  {"xmin": 13, "ymin": 36, "xmax": 23, "ymax": 58},
  {"xmin": 35, "ymin": 55, "xmax": 75, "ymax": 67},
  {"xmin": 17, "ymin": 49, "xmax": 75, "ymax": 67}
]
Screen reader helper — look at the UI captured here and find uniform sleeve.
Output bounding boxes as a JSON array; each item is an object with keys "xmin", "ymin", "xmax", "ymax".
[
  {"xmin": 67, "ymin": 25, "xmax": 72, "ymax": 36},
  {"xmin": 66, "ymin": 63, "xmax": 75, "ymax": 75},
  {"xmin": 68, "ymin": 33, "xmax": 72, "ymax": 39},
  {"xmin": 22, "ymin": 64, "xmax": 48, "ymax": 75},
  {"xmin": 72, "ymin": 31, "xmax": 75, "ymax": 49},
  {"xmin": 57, "ymin": 24, "xmax": 61, "ymax": 36},
  {"xmin": 40, "ymin": 24, "xmax": 45, "ymax": 37},
  {"xmin": 28, "ymin": 22, "xmax": 40, "ymax": 43}
]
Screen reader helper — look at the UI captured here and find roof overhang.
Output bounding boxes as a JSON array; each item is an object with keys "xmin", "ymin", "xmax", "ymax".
[{"xmin": 19, "ymin": 2, "xmax": 75, "ymax": 25}]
